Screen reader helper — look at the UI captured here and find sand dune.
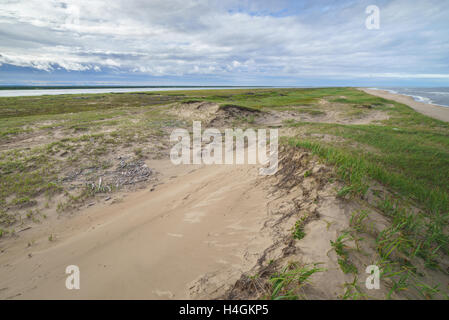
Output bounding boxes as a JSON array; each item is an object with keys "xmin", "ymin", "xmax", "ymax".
[
  {"xmin": 2, "ymin": 89, "xmax": 448, "ymax": 300},
  {"xmin": 0, "ymin": 161, "xmax": 273, "ymax": 299}
]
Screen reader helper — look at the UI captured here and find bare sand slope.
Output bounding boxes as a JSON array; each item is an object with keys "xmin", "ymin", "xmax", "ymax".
[
  {"xmin": 361, "ymin": 88, "xmax": 449, "ymax": 122},
  {"xmin": 0, "ymin": 147, "xmax": 406, "ymax": 300},
  {"xmin": 0, "ymin": 162, "xmax": 272, "ymax": 299},
  {"xmin": 2, "ymin": 146, "xmax": 436, "ymax": 300}
]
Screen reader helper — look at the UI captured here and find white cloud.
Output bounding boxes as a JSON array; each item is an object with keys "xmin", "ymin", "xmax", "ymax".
[{"xmin": 0, "ymin": 0, "xmax": 448, "ymax": 82}]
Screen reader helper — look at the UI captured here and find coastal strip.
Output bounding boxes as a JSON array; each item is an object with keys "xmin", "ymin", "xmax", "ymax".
[{"xmin": 360, "ymin": 88, "xmax": 449, "ymax": 122}]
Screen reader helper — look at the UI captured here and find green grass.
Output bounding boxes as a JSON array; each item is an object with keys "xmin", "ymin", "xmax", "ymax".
[
  {"xmin": 287, "ymin": 95, "xmax": 449, "ymax": 296},
  {"xmin": 342, "ymin": 276, "xmax": 367, "ymax": 300},
  {"xmin": 0, "ymin": 92, "xmax": 183, "ymax": 222},
  {"xmin": 330, "ymin": 232, "xmax": 358, "ymax": 274},
  {"xmin": 2, "ymin": 87, "xmax": 447, "ymax": 217},
  {"xmin": 1, "ymin": 87, "xmax": 447, "ymax": 215},
  {"xmin": 193, "ymin": 87, "xmax": 354, "ymax": 110},
  {"xmin": 287, "ymin": 125, "xmax": 449, "ymax": 215},
  {"xmin": 285, "ymin": 89, "xmax": 449, "ymax": 217},
  {"xmin": 268, "ymin": 262, "xmax": 326, "ymax": 300},
  {"xmin": 1, "ymin": 87, "xmax": 448, "ymax": 299},
  {"xmin": 287, "ymin": 128, "xmax": 449, "ymax": 258},
  {"xmin": 293, "ymin": 214, "xmax": 309, "ymax": 240},
  {"xmin": 0, "ymin": 93, "xmax": 180, "ymax": 118}
]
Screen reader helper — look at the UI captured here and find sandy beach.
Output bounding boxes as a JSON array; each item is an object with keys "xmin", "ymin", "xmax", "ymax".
[{"xmin": 361, "ymin": 88, "xmax": 449, "ymax": 122}]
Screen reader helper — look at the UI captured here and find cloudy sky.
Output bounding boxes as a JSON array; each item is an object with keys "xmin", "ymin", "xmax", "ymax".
[{"xmin": 0, "ymin": 0, "xmax": 448, "ymax": 86}]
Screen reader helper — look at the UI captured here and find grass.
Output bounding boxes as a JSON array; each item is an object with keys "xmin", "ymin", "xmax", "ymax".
[
  {"xmin": 0, "ymin": 93, "xmax": 180, "ymax": 118},
  {"xmin": 201, "ymin": 88, "xmax": 352, "ymax": 110},
  {"xmin": 293, "ymin": 221, "xmax": 306, "ymax": 240},
  {"xmin": 342, "ymin": 276, "xmax": 368, "ymax": 300},
  {"xmin": 287, "ymin": 108, "xmax": 449, "ymax": 292},
  {"xmin": 330, "ymin": 232, "xmax": 358, "ymax": 274},
  {"xmin": 268, "ymin": 262, "xmax": 326, "ymax": 300},
  {"xmin": 1, "ymin": 87, "xmax": 448, "ymax": 298},
  {"xmin": 2, "ymin": 86, "xmax": 446, "ymax": 226},
  {"xmin": 288, "ymin": 137, "xmax": 449, "ymax": 215},
  {"xmin": 0, "ymin": 87, "xmax": 355, "ymax": 218},
  {"xmin": 286, "ymin": 91, "xmax": 448, "ymax": 297},
  {"xmin": 338, "ymin": 202, "xmax": 448, "ymax": 298},
  {"xmin": 349, "ymin": 210, "xmax": 370, "ymax": 233},
  {"xmin": 286, "ymin": 89, "xmax": 449, "ymax": 216},
  {"xmin": 0, "ymin": 92, "xmax": 183, "ymax": 227},
  {"xmin": 292, "ymin": 214, "xmax": 309, "ymax": 240}
]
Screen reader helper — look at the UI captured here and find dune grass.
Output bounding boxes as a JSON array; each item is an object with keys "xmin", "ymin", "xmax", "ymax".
[
  {"xmin": 182, "ymin": 87, "xmax": 449, "ymax": 297},
  {"xmin": 2, "ymin": 87, "xmax": 447, "ymax": 217},
  {"xmin": 280, "ymin": 88, "xmax": 449, "ymax": 298},
  {"xmin": 0, "ymin": 87, "xmax": 448, "ymax": 299},
  {"xmin": 286, "ymin": 101, "xmax": 449, "ymax": 216}
]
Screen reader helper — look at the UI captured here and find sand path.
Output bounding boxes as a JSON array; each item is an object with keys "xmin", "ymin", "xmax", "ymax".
[
  {"xmin": 0, "ymin": 161, "xmax": 271, "ymax": 299},
  {"xmin": 361, "ymin": 88, "xmax": 449, "ymax": 122}
]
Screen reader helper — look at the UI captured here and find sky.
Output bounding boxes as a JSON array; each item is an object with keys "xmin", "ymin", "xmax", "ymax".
[{"xmin": 0, "ymin": 0, "xmax": 448, "ymax": 87}]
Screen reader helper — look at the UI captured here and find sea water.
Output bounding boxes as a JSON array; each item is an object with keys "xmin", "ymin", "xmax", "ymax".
[{"xmin": 373, "ymin": 87, "xmax": 449, "ymax": 108}]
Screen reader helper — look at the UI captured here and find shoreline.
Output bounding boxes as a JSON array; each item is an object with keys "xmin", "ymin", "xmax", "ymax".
[{"xmin": 360, "ymin": 88, "xmax": 449, "ymax": 122}]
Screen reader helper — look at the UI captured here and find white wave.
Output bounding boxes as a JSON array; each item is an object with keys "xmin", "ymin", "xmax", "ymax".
[
  {"xmin": 428, "ymin": 91, "xmax": 449, "ymax": 95},
  {"xmin": 410, "ymin": 95, "xmax": 433, "ymax": 104}
]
